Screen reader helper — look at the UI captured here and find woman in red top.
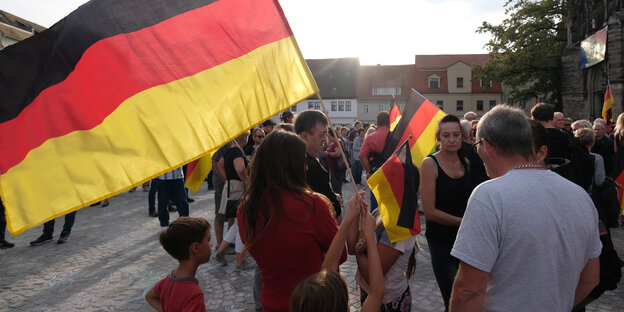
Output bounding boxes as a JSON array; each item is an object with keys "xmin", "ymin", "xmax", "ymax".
[{"xmin": 238, "ymin": 131, "xmax": 347, "ymax": 312}]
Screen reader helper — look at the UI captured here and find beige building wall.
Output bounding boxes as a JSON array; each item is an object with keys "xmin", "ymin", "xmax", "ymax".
[
  {"xmin": 447, "ymin": 62, "xmax": 473, "ymax": 93},
  {"xmin": 423, "ymin": 93, "xmax": 503, "ymax": 118}
]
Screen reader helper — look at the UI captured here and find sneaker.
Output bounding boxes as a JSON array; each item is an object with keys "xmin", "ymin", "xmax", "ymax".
[
  {"xmin": 0, "ymin": 240, "xmax": 15, "ymax": 249},
  {"xmin": 214, "ymin": 253, "xmax": 227, "ymax": 266},
  {"xmin": 168, "ymin": 205, "xmax": 177, "ymax": 212},
  {"xmin": 148, "ymin": 210, "xmax": 158, "ymax": 217},
  {"xmin": 30, "ymin": 234, "xmax": 53, "ymax": 246},
  {"xmin": 101, "ymin": 199, "xmax": 110, "ymax": 207},
  {"xmin": 187, "ymin": 197, "xmax": 195, "ymax": 203},
  {"xmin": 129, "ymin": 187, "xmax": 137, "ymax": 193},
  {"xmin": 57, "ymin": 231, "xmax": 70, "ymax": 244}
]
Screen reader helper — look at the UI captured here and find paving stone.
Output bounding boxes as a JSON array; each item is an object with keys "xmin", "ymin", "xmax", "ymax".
[{"xmin": 0, "ymin": 182, "xmax": 622, "ymax": 311}]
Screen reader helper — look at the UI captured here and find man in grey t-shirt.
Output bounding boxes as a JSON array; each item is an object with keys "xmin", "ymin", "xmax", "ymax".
[{"xmin": 450, "ymin": 105, "xmax": 602, "ymax": 312}]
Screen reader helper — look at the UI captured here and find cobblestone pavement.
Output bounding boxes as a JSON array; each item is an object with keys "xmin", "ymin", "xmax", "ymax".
[{"xmin": 1, "ymin": 183, "xmax": 623, "ymax": 311}]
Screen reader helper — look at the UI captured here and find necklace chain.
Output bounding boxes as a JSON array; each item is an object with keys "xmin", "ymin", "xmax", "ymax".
[{"xmin": 510, "ymin": 163, "xmax": 544, "ymax": 170}]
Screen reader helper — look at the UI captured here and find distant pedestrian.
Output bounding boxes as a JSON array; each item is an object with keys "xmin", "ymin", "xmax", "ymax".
[
  {"xmin": 0, "ymin": 197, "xmax": 15, "ymax": 249},
  {"xmin": 450, "ymin": 105, "xmax": 602, "ymax": 311},
  {"xmin": 156, "ymin": 167, "xmax": 189, "ymax": 227},
  {"xmin": 280, "ymin": 110, "xmax": 294, "ymax": 124},
  {"xmin": 145, "ymin": 217, "xmax": 212, "ymax": 312},
  {"xmin": 30, "ymin": 211, "xmax": 77, "ymax": 245},
  {"xmin": 359, "ymin": 111, "xmax": 390, "ymax": 209}
]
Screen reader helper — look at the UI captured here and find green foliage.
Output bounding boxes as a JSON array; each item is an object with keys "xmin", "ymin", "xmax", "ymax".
[{"xmin": 475, "ymin": 0, "xmax": 576, "ymax": 109}]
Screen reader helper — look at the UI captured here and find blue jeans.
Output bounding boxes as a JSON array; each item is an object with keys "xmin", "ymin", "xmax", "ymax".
[
  {"xmin": 351, "ymin": 160, "xmax": 362, "ymax": 184},
  {"xmin": 0, "ymin": 198, "xmax": 6, "ymax": 240},
  {"xmin": 253, "ymin": 266, "xmax": 262, "ymax": 311},
  {"xmin": 43, "ymin": 211, "xmax": 77, "ymax": 236},
  {"xmin": 157, "ymin": 178, "xmax": 189, "ymax": 226},
  {"xmin": 148, "ymin": 178, "xmax": 162, "ymax": 212},
  {"xmin": 427, "ymin": 240, "xmax": 459, "ymax": 312}
]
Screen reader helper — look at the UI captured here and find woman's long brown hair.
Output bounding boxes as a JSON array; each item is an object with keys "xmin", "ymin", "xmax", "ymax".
[{"xmin": 239, "ymin": 131, "xmax": 313, "ymax": 253}]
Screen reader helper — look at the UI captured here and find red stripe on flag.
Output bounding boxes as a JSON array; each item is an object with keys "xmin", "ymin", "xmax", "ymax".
[
  {"xmin": 186, "ymin": 160, "xmax": 199, "ymax": 182},
  {"xmin": 386, "ymin": 155, "xmax": 406, "ymax": 206},
  {"xmin": 617, "ymin": 170, "xmax": 624, "ymax": 206},
  {"xmin": 0, "ymin": 0, "xmax": 291, "ymax": 174},
  {"xmin": 397, "ymin": 100, "xmax": 439, "ymax": 151}
]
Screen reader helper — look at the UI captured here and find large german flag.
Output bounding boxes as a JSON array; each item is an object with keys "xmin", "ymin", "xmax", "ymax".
[
  {"xmin": 0, "ymin": 0, "xmax": 318, "ymax": 234},
  {"xmin": 382, "ymin": 90, "xmax": 446, "ymax": 169},
  {"xmin": 368, "ymin": 140, "xmax": 420, "ymax": 243}
]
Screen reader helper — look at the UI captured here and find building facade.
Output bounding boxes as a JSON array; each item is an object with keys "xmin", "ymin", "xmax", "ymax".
[
  {"xmin": 561, "ymin": 0, "xmax": 624, "ymax": 120},
  {"xmin": 290, "ymin": 58, "xmax": 359, "ymax": 125},
  {"xmin": 357, "ymin": 55, "xmax": 504, "ymax": 123},
  {"xmin": 0, "ymin": 10, "xmax": 45, "ymax": 50}
]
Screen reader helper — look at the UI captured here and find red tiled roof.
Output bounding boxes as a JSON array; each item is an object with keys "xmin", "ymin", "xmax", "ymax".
[{"xmin": 357, "ymin": 65, "xmax": 417, "ymax": 101}]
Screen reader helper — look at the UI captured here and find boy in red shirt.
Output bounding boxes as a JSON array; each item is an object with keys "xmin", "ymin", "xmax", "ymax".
[{"xmin": 145, "ymin": 217, "xmax": 212, "ymax": 312}]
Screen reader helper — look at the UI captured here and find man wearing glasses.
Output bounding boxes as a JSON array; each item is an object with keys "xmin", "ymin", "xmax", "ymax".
[{"xmin": 451, "ymin": 105, "xmax": 601, "ymax": 312}]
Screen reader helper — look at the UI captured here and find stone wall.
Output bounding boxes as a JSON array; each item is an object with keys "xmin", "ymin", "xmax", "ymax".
[{"xmin": 561, "ymin": 46, "xmax": 586, "ymax": 119}]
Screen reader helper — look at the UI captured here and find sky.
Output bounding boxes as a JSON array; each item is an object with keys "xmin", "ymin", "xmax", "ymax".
[{"xmin": 0, "ymin": 0, "xmax": 509, "ymax": 65}]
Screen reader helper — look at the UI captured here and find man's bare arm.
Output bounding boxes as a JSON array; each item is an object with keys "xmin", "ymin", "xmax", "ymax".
[
  {"xmin": 574, "ymin": 257, "xmax": 600, "ymax": 307},
  {"xmin": 450, "ymin": 261, "xmax": 489, "ymax": 312}
]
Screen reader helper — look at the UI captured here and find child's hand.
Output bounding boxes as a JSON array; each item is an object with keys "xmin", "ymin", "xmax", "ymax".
[
  {"xmin": 361, "ymin": 211, "xmax": 376, "ymax": 240},
  {"xmin": 345, "ymin": 192, "xmax": 365, "ymax": 223}
]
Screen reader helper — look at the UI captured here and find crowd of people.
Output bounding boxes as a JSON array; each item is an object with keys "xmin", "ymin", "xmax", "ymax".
[{"xmin": 2, "ymin": 103, "xmax": 623, "ymax": 312}]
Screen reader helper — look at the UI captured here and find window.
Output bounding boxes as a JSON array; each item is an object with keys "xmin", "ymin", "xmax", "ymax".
[
  {"xmin": 346, "ymin": 101, "xmax": 352, "ymax": 111},
  {"xmin": 476, "ymin": 100, "xmax": 483, "ymax": 111},
  {"xmin": 378, "ymin": 105, "xmax": 385, "ymax": 112},
  {"xmin": 338, "ymin": 101, "xmax": 344, "ymax": 111},
  {"xmin": 436, "ymin": 100, "xmax": 443, "ymax": 111},
  {"xmin": 456, "ymin": 100, "xmax": 463, "ymax": 111},
  {"xmin": 364, "ymin": 105, "xmax": 369, "ymax": 114},
  {"xmin": 290, "ymin": 105, "xmax": 297, "ymax": 112},
  {"xmin": 480, "ymin": 80, "xmax": 493, "ymax": 88},
  {"xmin": 372, "ymin": 87, "xmax": 401, "ymax": 95},
  {"xmin": 457, "ymin": 77, "xmax": 464, "ymax": 88},
  {"xmin": 429, "ymin": 77, "xmax": 440, "ymax": 89},
  {"xmin": 314, "ymin": 101, "xmax": 320, "ymax": 110},
  {"xmin": 489, "ymin": 100, "xmax": 496, "ymax": 109},
  {"xmin": 308, "ymin": 101, "xmax": 314, "ymax": 109},
  {"xmin": 331, "ymin": 101, "xmax": 337, "ymax": 111}
]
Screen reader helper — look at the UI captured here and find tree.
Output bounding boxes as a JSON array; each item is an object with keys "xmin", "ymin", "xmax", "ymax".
[{"xmin": 475, "ymin": 0, "xmax": 575, "ymax": 110}]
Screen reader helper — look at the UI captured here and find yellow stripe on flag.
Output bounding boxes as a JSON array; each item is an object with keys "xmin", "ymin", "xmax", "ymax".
[
  {"xmin": 3, "ymin": 36, "xmax": 317, "ymax": 234},
  {"xmin": 410, "ymin": 110, "xmax": 446, "ymax": 168},
  {"xmin": 390, "ymin": 116, "xmax": 402, "ymax": 131},
  {"xmin": 368, "ymin": 166, "xmax": 414, "ymax": 243},
  {"xmin": 185, "ymin": 152, "xmax": 216, "ymax": 194}
]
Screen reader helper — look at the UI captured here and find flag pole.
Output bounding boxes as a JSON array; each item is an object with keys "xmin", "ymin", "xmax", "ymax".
[{"xmin": 316, "ymin": 93, "xmax": 360, "ymax": 193}]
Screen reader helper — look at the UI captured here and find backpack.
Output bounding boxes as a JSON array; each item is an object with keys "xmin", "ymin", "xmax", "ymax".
[{"xmin": 592, "ymin": 176, "xmax": 622, "ymax": 228}]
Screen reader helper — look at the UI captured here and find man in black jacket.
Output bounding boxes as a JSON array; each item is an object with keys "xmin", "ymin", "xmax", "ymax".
[{"xmin": 294, "ymin": 110, "xmax": 342, "ymax": 223}]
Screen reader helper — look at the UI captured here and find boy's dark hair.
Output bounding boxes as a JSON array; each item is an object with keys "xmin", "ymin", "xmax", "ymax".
[
  {"xmin": 159, "ymin": 217, "xmax": 210, "ymax": 261},
  {"xmin": 294, "ymin": 110, "xmax": 328, "ymax": 135},
  {"xmin": 531, "ymin": 103, "xmax": 554, "ymax": 122}
]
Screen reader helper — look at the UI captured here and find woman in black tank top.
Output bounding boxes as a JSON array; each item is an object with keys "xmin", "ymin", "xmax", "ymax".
[{"xmin": 419, "ymin": 115, "xmax": 475, "ymax": 312}]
